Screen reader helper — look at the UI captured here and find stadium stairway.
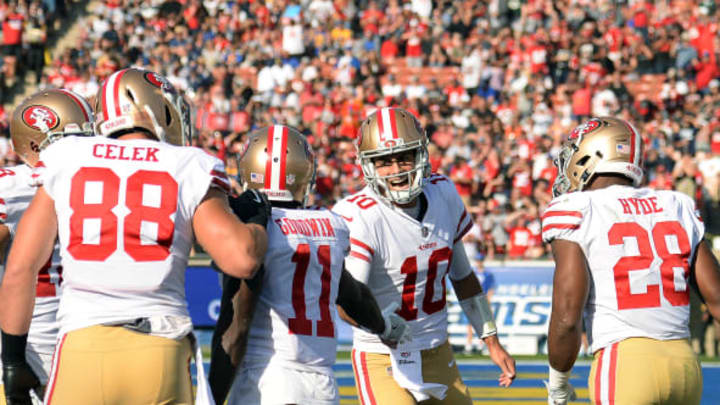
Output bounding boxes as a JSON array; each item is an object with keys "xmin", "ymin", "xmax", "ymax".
[{"xmin": 4, "ymin": 0, "xmax": 95, "ymax": 110}]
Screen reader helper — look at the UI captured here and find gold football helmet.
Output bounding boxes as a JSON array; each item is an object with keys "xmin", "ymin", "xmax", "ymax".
[
  {"xmin": 357, "ymin": 107, "xmax": 430, "ymax": 204},
  {"xmin": 553, "ymin": 116, "xmax": 644, "ymax": 196},
  {"xmin": 10, "ymin": 88, "xmax": 94, "ymax": 166},
  {"xmin": 94, "ymin": 68, "xmax": 191, "ymax": 146},
  {"xmin": 238, "ymin": 125, "xmax": 315, "ymax": 206}
]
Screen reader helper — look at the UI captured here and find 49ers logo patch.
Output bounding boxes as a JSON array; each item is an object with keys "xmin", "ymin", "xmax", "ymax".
[
  {"xmin": 22, "ymin": 105, "xmax": 59, "ymax": 132},
  {"xmin": 568, "ymin": 119, "xmax": 601, "ymax": 141}
]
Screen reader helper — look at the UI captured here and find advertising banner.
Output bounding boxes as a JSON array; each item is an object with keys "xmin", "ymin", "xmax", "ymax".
[
  {"xmin": 447, "ymin": 261, "xmax": 554, "ymax": 354},
  {"xmin": 185, "ymin": 265, "xmax": 222, "ymax": 328}
]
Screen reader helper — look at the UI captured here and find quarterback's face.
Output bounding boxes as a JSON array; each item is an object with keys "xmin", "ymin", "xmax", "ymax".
[{"xmin": 373, "ymin": 150, "xmax": 415, "ymax": 191}]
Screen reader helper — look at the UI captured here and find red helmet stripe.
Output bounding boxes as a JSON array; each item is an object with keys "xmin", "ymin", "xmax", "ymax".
[
  {"xmin": 376, "ymin": 108, "xmax": 386, "ymax": 142},
  {"xmin": 377, "ymin": 108, "xmax": 398, "ymax": 142},
  {"xmin": 624, "ymin": 121, "xmax": 637, "ymax": 164},
  {"xmin": 101, "ymin": 74, "xmax": 111, "ymax": 121},
  {"xmin": 57, "ymin": 89, "xmax": 90, "ymax": 122},
  {"xmin": 388, "ymin": 108, "xmax": 399, "ymax": 140},
  {"xmin": 112, "ymin": 69, "xmax": 128, "ymax": 119},
  {"xmin": 278, "ymin": 126, "xmax": 288, "ymax": 190},
  {"xmin": 264, "ymin": 126, "xmax": 274, "ymax": 189},
  {"xmin": 102, "ymin": 68, "xmax": 129, "ymax": 122}
]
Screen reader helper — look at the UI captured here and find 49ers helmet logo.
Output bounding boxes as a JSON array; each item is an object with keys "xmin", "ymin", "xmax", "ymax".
[
  {"xmin": 568, "ymin": 118, "xmax": 600, "ymax": 141},
  {"xmin": 22, "ymin": 105, "xmax": 59, "ymax": 132},
  {"xmin": 144, "ymin": 72, "xmax": 169, "ymax": 89}
]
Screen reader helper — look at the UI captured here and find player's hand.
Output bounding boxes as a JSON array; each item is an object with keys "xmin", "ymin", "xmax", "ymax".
[
  {"xmin": 2, "ymin": 361, "xmax": 42, "ymax": 405},
  {"xmin": 379, "ymin": 303, "xmax": 411, "ymax": 348},
  {"xmin": 484, "ymin": 335, "xmax": 516, "ymax": 387},
  {"xmin": 229, "ymin": 189, "xmax": 272, "ymax": 228},
  {"xmin": 544, "ymin": 367, "xmax": 577, "ymax": 405}
]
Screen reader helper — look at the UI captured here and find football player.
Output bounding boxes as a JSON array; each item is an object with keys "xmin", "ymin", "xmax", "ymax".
[
  {"xmin": 544, "ymin": 117, "xmax": 720, "ymax": 405},
  {"xmin": 218, "ymin": 125, "xmax": 410, "ymax": 405},
  {"xmin": 0, "ymin": 89, "xmax": 94, "ymax": 405},
  {"xmin": 0, "ymin": 68, "xmax": 269, "ymax": 404},
  {"xmin": 332, "ymin": 107, "xmax": 516, "ymax": 404}
]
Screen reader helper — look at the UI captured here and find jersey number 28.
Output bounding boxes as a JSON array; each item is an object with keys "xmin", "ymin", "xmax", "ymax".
[{"xmin": 609, "ymin": 220, "xmax": 691, "ymax": 310}]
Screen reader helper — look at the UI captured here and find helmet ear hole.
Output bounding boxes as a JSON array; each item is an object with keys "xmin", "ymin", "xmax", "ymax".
[
  {"xmin": 577, "ymin": 155, "xmax": 591, "ymax": 167},
  {"xmin": 125, "ymin": 88, "xmax": 136, "ymax": 102},
  {"xmin": 165, "ymin": 105, "xmax": 172, "ymax": 126}
]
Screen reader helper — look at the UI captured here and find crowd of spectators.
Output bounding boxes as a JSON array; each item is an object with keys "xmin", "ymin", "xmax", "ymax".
[
  {"xmin": 1, "ymin": 0, "xmax": 720, "ymax": 262},
  {"xmin": 0, "ymin": 0, "xmax": 68, "ymax": 105}
]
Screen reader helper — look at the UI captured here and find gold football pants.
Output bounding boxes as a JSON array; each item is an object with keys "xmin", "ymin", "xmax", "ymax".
[
  {"xmin": 44, "ymin": 325, "xmax": 193, "ymax": 405},
  {"xmin": 589, "ymin": 337, "xmax": 701, "ymax": 405},
  {"xmin": 351, "ymin": 340, "xmax": 471, "ymax": 405}
]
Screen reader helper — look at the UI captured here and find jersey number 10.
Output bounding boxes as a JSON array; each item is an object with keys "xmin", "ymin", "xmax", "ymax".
[{"xmin": 398, "ymin": 247, "xmax": 452, "ymax": 320}]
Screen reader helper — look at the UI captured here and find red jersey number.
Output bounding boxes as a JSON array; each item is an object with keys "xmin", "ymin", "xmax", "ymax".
[
  {"xmin": 289, "ymin": 243, "xmax": 335, "ymax": 338},
  {"xmin": 68, "ymin": 167, "xmax": 178, "ymax": 262},
  {"xmin": 398, "ymin": 247, "xmax": 453, "ymax": 321},
  {"xmin": 608, "ymin": 220, "xmax": 691, "ymax": 310},
  {"xmin": 346, "ymin": 194, "xmax": 378, "ymax": 210}
]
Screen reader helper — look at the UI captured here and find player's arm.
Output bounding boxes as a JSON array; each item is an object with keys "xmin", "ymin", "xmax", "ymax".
[
  {"xmin": 692, "ymin": 239, "xmax": 720, "ymax": 319},
  {"xmin": 546, "ymin": 239, "xmax": 588, "ymax": 404},
  {"xmin": 0, "ymin": 187, "xmax": 53, "ymax": 402},
  {"xmin": 450, "ymin": 240, "xmax": 516, "ymax": 386},
  {"xmin": 336, "ymin": 269, "xmax": 409, "ymax": 347},
  {"xmin": 547, "ymin": 239, "xmax": 588, "ymax": 369},
  {"xmin": 209, "ymin": 270, "xmax": 263, "ymax": 404},
  {"xmin": 337, "ymin": 269, "xmax": 384, "ymax": 334},
  {"xmin": 336, "ymin": 239, "xmax": 374, "ymax": 327},
  {"xmin": 193, "ymin": 188, "xmax": 268, "ymax": 279},
  {"xmin": 207, "ymin": 188, "xmax": 271, "ymax": 403}
]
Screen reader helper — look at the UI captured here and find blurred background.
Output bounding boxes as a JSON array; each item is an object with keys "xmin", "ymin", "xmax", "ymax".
[{"xmin": 1, "ymin": 0, "xmax": 720, "ymax": 357}]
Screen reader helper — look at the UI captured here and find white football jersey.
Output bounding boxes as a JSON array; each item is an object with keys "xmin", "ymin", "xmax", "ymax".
[
  {"xmin": 333, "ymin": 174, "xmax": 473, "ymax": 353},
  {"xmin": 242, "ymin": 207, "xmax": 349, "ymax": 374},
  {"xmin": 37, "ymin": 136, "xmax": 230, "ymax": 335},
  {"xmin": 542, "ymin": 185, "xmax": 705, "ymax": 352},
  {"xmin": 0, "ymin": 164, "xmax": 62, "ymax": 352}
]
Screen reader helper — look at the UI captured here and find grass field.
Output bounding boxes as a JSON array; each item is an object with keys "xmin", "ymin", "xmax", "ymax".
[
  {"xmin": 194, "ymin": 346, "xmax": 720, "ymax": 404},
  {"xmin": 332, "ymin": 357, "xmax": 720, "ymax": 404}
]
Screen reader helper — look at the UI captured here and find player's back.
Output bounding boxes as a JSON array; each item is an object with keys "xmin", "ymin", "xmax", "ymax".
[
  {"xmin": 542, "ymin": 185, "xmax": 704, "ymax": 352},
  {"xmin": 244, "ymin": 206, "xmax": 349, "ymax": 373},
  {"xmin": 38, "ymin": 135, "xmax": 229, "ymax": 334}
]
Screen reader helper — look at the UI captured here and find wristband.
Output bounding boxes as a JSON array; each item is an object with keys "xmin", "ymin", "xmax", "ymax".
[
  {"xmin": 458, "ymin": 293, "xmax": 497, "ymax": 339},
  {"xmin": 1, "ymin": 331, "xmax": 28, "ymax": 364}
]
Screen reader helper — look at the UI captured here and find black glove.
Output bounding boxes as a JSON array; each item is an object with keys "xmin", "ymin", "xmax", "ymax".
[
  {"xmin": 228, "ymin": 189, "xmax": 272, "ymax": 228},
  {"xmin": 3, "ymin": 362, "xmax": 41, "ymax": 405},
  {"xmin": 2, "ymin": 332, "xmax": 41, "ymax": 405}
]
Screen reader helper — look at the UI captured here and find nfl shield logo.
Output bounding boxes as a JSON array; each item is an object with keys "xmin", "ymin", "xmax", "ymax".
[{"xmin": 616, "ymin": 144, "xmax": 630, "ymax": 154}]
